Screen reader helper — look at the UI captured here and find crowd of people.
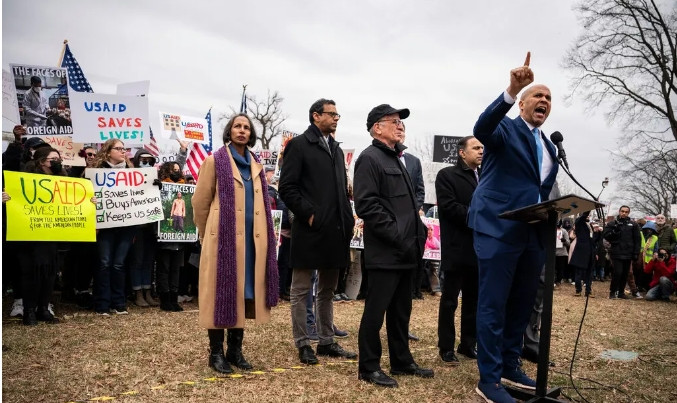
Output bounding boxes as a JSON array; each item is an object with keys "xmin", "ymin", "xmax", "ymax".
[{"xmin": 3, "ymin": 58, "xmax": 676, "ymax": 403}]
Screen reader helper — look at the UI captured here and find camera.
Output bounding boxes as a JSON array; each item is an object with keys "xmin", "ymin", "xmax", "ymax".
[{"xmin": 658, "ymin": 253, "xmax": 667, "ymax": 260}]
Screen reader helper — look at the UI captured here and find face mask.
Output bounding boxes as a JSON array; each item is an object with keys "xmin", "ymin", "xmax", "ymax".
[
  {"xmin": 139, "ymin": 162, "xmax": 151, "ymax": 168},
  {"xmin": 50, "ymin": 161, "xmax": 62, "ymax": 172},
  {"xmin": 33, "ymin": 86, "xmax": 41, "ymax": 93},
  {"xmin": 169, "ymin": 172, "xmax": 181, "ymax": 181}
]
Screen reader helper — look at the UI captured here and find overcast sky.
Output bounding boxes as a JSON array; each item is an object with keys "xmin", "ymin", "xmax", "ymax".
[{"xmin": 2, "ymin": 0, "xmax": 624, "ymax": 208}]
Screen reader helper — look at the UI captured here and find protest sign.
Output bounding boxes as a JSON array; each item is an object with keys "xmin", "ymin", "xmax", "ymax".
[
  {"xmin": 274, "ymin": 130, "xmax": 299, "ymax": 176},
  {"xmin": 158, "ymin": 112, "xmax": 209, "ymax": 143},
  {"xmin": 422, "ymin": 160, "xmax": 449, "ymax": 204},
  {"xmin": 349, "ymin": 201, "xmax": 364, "ymax": 249},
  {"xmin": 10, "ymin": 64, "xmax": 72, "ymax": 136},
  {"xmin": 432, "ymin": 135, "xmax": 462, "ymax": 164},
  {"xmin": 85, "ymin": 167, "xmax": 163, "ymax": 229},
  {"xmin": 253, "ymin": 149, "xmax": 278, "ymax": 168},
  {"xmin": 43, "ymin": 135, "xmax": 85, "ymax": 166},
  {"xmin": 157, "ymin": 183, "xmax": 197, "ymax": 242},
  {"xmin": 344, "ymin": 250, "xmax": 362, "ymax": 300},
  {"xmin": 344, "ymin": 148, "xmax": 355, "ymax": 170},
  {"xmin": 272, "ymin": 210, "xmax": 283, "ymax": 256},
  {"xmin": 3, "ymin": 69, "xmax": 21, "ymax": 127},
  {"xmin": 70, "ymin": 92, "xmax": 150, "ymax": 145},
  {"xmin": 3, "ymin": 171, "xmax": 96, "ymax": 241},
  {"xmin": 421, "ymin": 217, "xmax": 441, "ymax": 261},
  {"xmin": 117, "ymin": 81, "xmax": 150, "ymax": 97}
]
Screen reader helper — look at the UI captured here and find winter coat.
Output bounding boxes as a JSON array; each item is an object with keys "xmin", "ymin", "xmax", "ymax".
[
  {"xmin": 435, "ymin": 160, "xmax": 480, "ymax": 270},
  {"xmin": 603, "ymin": 216, "xmax": 641, "ymax": 260},
  {"xmin": 192, "ymin": 148, "xmax": 271, "ymax": 329},
  {"xmin": 354, "ymin": 139, "xmax": 426, "ymax": 270},
  {"xmin": 568, "ymin": 212, "xmax": 595, "ymax": 269},
  {"xmin": 655, "ymin": 224, "xmax": 677, "ymax": 254},
  {"xmin": 278, "ymin": 124, "xmax": 354, "ymax": 270}
]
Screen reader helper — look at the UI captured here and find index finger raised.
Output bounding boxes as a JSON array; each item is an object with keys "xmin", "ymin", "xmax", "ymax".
[{"xmin": 524, "ymin": 51, "xmax": 531, "ymax": 67}]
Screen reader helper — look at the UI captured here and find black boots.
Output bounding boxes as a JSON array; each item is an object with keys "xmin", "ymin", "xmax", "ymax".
[
  {"xmin": 208, "ymin": 329, "xmax": 233, "ymax": 374},
  {"xmin": 160, "ymin": 292, "xmax": 183, "ymax": 312},
  {"xmin": 169, "ymin": 291, "xmax": 183, "ymax": 312},
  {"xmin": 226, "ymin": 328, "xmax": 253, "ymax": 370}
]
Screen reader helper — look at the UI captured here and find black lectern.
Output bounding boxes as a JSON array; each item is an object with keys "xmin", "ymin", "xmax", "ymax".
[{"xmin": 498, "ymin": 194, "xmax": 604, "ymax": 402}]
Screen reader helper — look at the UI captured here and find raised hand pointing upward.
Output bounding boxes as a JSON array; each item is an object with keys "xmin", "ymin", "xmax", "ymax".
[{"xmin": 507, "ymin": 51, "xmax": 534, "ymax": 99}]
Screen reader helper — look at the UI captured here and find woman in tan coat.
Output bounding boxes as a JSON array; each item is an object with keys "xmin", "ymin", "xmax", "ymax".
[{"xmin": 193, "ymin": 113, "xmax": 279, "ymax": 374}]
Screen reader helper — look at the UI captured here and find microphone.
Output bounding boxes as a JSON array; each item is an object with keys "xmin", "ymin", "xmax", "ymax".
[{"xmin": 549, "ymin": 131, "xmax": 569, "ymax": 170}]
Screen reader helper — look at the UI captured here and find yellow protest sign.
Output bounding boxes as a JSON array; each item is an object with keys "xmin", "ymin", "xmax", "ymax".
[{"xmin": 3, "ymin": 171, "xmax": 96, "ymax": 241}]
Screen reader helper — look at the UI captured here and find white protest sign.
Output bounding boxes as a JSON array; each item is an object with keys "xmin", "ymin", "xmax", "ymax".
[
  {"xmin": 422, "ymin": 161, "xmax": 450, "ymax": 204},
  {"xmin": 70, "ymin": 92, "xmax": 150, "ymax": 145},
  {"xmin": 3, "ymin": 69, "xmax": 21, "ymax": 127},
  {"xmin": 117, "ymin": 81, "xmax": 150, "ymax": 96},
  {"xmin": 253, "ymin": 149, "xmax": 278, "ymax": 167},
  {"xmin": 158, "ymin": 111, "xmax": 209, "ymax": 144},
  {"xmin": 85, "ymin": 167, "xmax": 163, "ymax": 229}
]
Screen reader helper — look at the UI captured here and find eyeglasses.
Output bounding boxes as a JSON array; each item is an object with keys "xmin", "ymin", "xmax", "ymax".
[
  {"xmin": 86, "ymin": 152, "xmax": 96, "ymax": 157},
  {"xmin": 377, "ymin": 119, "xmax": 405, "ymax": 128},
  {"xmin": 111, "ymin": 147, "xmax": 126, "ymax": 152},
  {"xmin": 319, "ymin": 111, "xmax": 341, "ymax": 119}
]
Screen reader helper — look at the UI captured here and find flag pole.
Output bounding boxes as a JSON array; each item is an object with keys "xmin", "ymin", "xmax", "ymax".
[{"xmin": 57, "ymin": 39, "xmax": 68, "ymax": 67}]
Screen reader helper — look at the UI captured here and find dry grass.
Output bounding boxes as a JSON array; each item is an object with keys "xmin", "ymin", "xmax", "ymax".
[{"xmin": 3, "ymin": 281, "xmax": 677, "ymax": 403}]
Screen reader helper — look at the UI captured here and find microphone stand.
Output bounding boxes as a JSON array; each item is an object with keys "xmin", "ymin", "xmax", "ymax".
[{"xmin": 556, "ymin": 160, "xmax": 606, "ymax": 222}]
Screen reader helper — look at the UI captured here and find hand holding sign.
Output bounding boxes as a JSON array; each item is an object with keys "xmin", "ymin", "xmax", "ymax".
[{"xmin": 507, "ymin": 51, "xmax": 534, "ymax": 99}]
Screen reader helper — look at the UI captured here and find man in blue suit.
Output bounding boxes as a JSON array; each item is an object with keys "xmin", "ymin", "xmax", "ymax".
[{"xmin": 468, "ymin": 53, "xmax": 559, "ymax": 403}]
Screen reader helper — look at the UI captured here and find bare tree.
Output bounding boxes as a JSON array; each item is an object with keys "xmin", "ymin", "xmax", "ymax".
[
  {"xmin": 220, "ymin": 89, "xmax": 287, "ymax": 149},
  {"xmin": 614, "ymin": 142, "xmax": 677, "ymax": 215},
  {"xmin": 562, "ymin": 0, "xmax": 677, "ymax": 142},
  {"xmin": 406, "ymin": 135, "xmax": 434, "ymax": 161}
]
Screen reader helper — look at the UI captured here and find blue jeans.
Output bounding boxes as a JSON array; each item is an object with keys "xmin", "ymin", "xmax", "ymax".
[
  {"xmin": 645, "ymin": 277, "xmax": 674, "ymax": 301},
  {"xmin": 95, "ymin": 226, "xmax": 136, "ymax": 312},
  {"xmin": 128, "ymin": 226, "xmax": 156, "ymax": 290}
]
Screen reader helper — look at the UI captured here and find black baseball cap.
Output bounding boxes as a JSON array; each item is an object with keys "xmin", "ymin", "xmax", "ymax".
[
  {"xmin": 366, "ymin": 104, "xmax": 410, "ymax": 131},
  {"xmin": 24, "ymin": 137, "xmax": 49, "ymax": 150}
]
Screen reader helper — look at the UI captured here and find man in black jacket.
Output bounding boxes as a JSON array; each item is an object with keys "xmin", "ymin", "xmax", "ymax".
[
  {"xmin": 603, "ymin": 205, "xmax": 641, "ymax": 299},
  {"xmin": 354, "ymin": 104, "xmax": 432, "ymax": 388},
  {"xmin": 435, "ymin": 135, "xmax": 483, "ymax": 365},
  {"xmin": 279, "ymin": 99, "xmax": 356, "ymax": 365}
]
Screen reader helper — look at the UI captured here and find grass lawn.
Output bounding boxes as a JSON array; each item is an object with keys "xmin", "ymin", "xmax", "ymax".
[{"xmin": 2, "ymin": 281, "xmax": 676, "ymax": 402}]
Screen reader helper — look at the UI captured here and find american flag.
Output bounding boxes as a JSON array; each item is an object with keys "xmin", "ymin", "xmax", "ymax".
[
  {"xmin": 146, "ymin": 127, "xmax": 160, "ymax": 157},
  {"xmin": 60, "ymin": 43, "xmax": 93, "ymax": 92},
  {"xmin": 186, "ymin": 109, "xmax": 213, "ymax": 180}
]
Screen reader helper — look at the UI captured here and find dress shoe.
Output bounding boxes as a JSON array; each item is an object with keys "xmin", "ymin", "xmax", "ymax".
[
  {"xmin": 440, "ymin": 350, "xmax": 460, "ymax": 365},
  {"xmin": 457, "ymin": 345, "xmax": 478, "ymax": 359},
  {"xmin": 408, "ymin": 332, "xmax": 420, "ymax": 341},
  {"xmin": 390, "ymin": 363, "xmax": 434, "ymax": 378},
  {"xmin": 476, "ymin": 382, "xmax": 513, "ymax": 403},
  {"xmin": 299, "ymin": 345, "xmax": 319, "ymax": 365},
  {"xmin": 36, "ymin": 308, "xmax": 59, "ymax": 324},
  {"xmin": 316, "ymin": 342, "xmax": 357, "ymax": 359},
  {"xmin": 23, "ymin": 310, "xmax": 38, "ymax": 326},
  {"xmin": 359, "ymin": 370, "xmax": 398, "ymax": 388}
]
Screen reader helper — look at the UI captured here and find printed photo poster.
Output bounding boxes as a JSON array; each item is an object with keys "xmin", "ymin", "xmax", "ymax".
[
  {"xmin": 3, "ymin": 171, "xmax": 96, "ymax": 241},
  {"xmin": 10, "ymin": 64, "xmax": 73, "ymax": 136},
  {"xmin": 421, "ymin": 217, "xmax": 441, "ymax": 261},
  {"xmin": 272, "ymin": 210, "xmax": 283, "ymax": 257},
  {"xmin": 349, "ymin": 200, "xmax": 364, "ymax": 249},
  {"xmin": 158, "ymin": 183, "xmax": 197, "ymax": 242},
  {"xmin": 70, "ymin": 92, "xmax": 150, "ymax": 145},
  {"xmin": 274, "ymin": 130, "xmax": 300, "ymax": 176},
  {"xmin": 84, "ymin": 167, "xmax": 163, "ymax": 229},
  {"xmin": 43, "ymin": 135, "xmax": 86, "ymax": 166},
  {"xmin": 158, "ymin": 112, "xmax": 209, "ymax": 144}
]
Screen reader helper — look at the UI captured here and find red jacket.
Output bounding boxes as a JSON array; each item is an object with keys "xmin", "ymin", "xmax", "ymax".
[{"xmin": 644, "ymin": 256, "xmax": 677, "ymax": 288}]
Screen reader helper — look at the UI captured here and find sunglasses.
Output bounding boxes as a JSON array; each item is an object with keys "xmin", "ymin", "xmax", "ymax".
[{"xmin": 86, "ymin": 152, "xmax": 96, "ymax": 157}]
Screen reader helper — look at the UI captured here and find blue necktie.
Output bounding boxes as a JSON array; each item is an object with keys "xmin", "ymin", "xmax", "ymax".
[
  {"xmin": 532, "ymin": 127, "xmax": 543, "ymax": 170},
  {"xmin": 533, "ymin": 128, "xmax": 543, "ymax": 202}
]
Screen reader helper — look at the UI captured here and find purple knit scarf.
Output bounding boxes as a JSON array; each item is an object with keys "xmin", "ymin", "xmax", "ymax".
[{"xmin": 213, "ymin": 146, "xmax": 279, "ymax": 327}]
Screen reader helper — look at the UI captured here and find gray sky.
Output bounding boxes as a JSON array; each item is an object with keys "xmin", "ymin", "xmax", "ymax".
[{"xmin": 2, "ymin": 0, "xmax": 623, "ymax": 207}]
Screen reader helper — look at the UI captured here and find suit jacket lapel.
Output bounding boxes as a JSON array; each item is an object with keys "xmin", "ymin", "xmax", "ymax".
[{"xmin": 514, "ymin": 117, "xmax": 540, "ymax": 181}]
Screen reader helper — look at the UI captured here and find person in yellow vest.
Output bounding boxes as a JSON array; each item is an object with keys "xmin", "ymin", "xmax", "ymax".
[{"xmin": 637, "ymin": 221, "xmax": 659, "ymax": 291}]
